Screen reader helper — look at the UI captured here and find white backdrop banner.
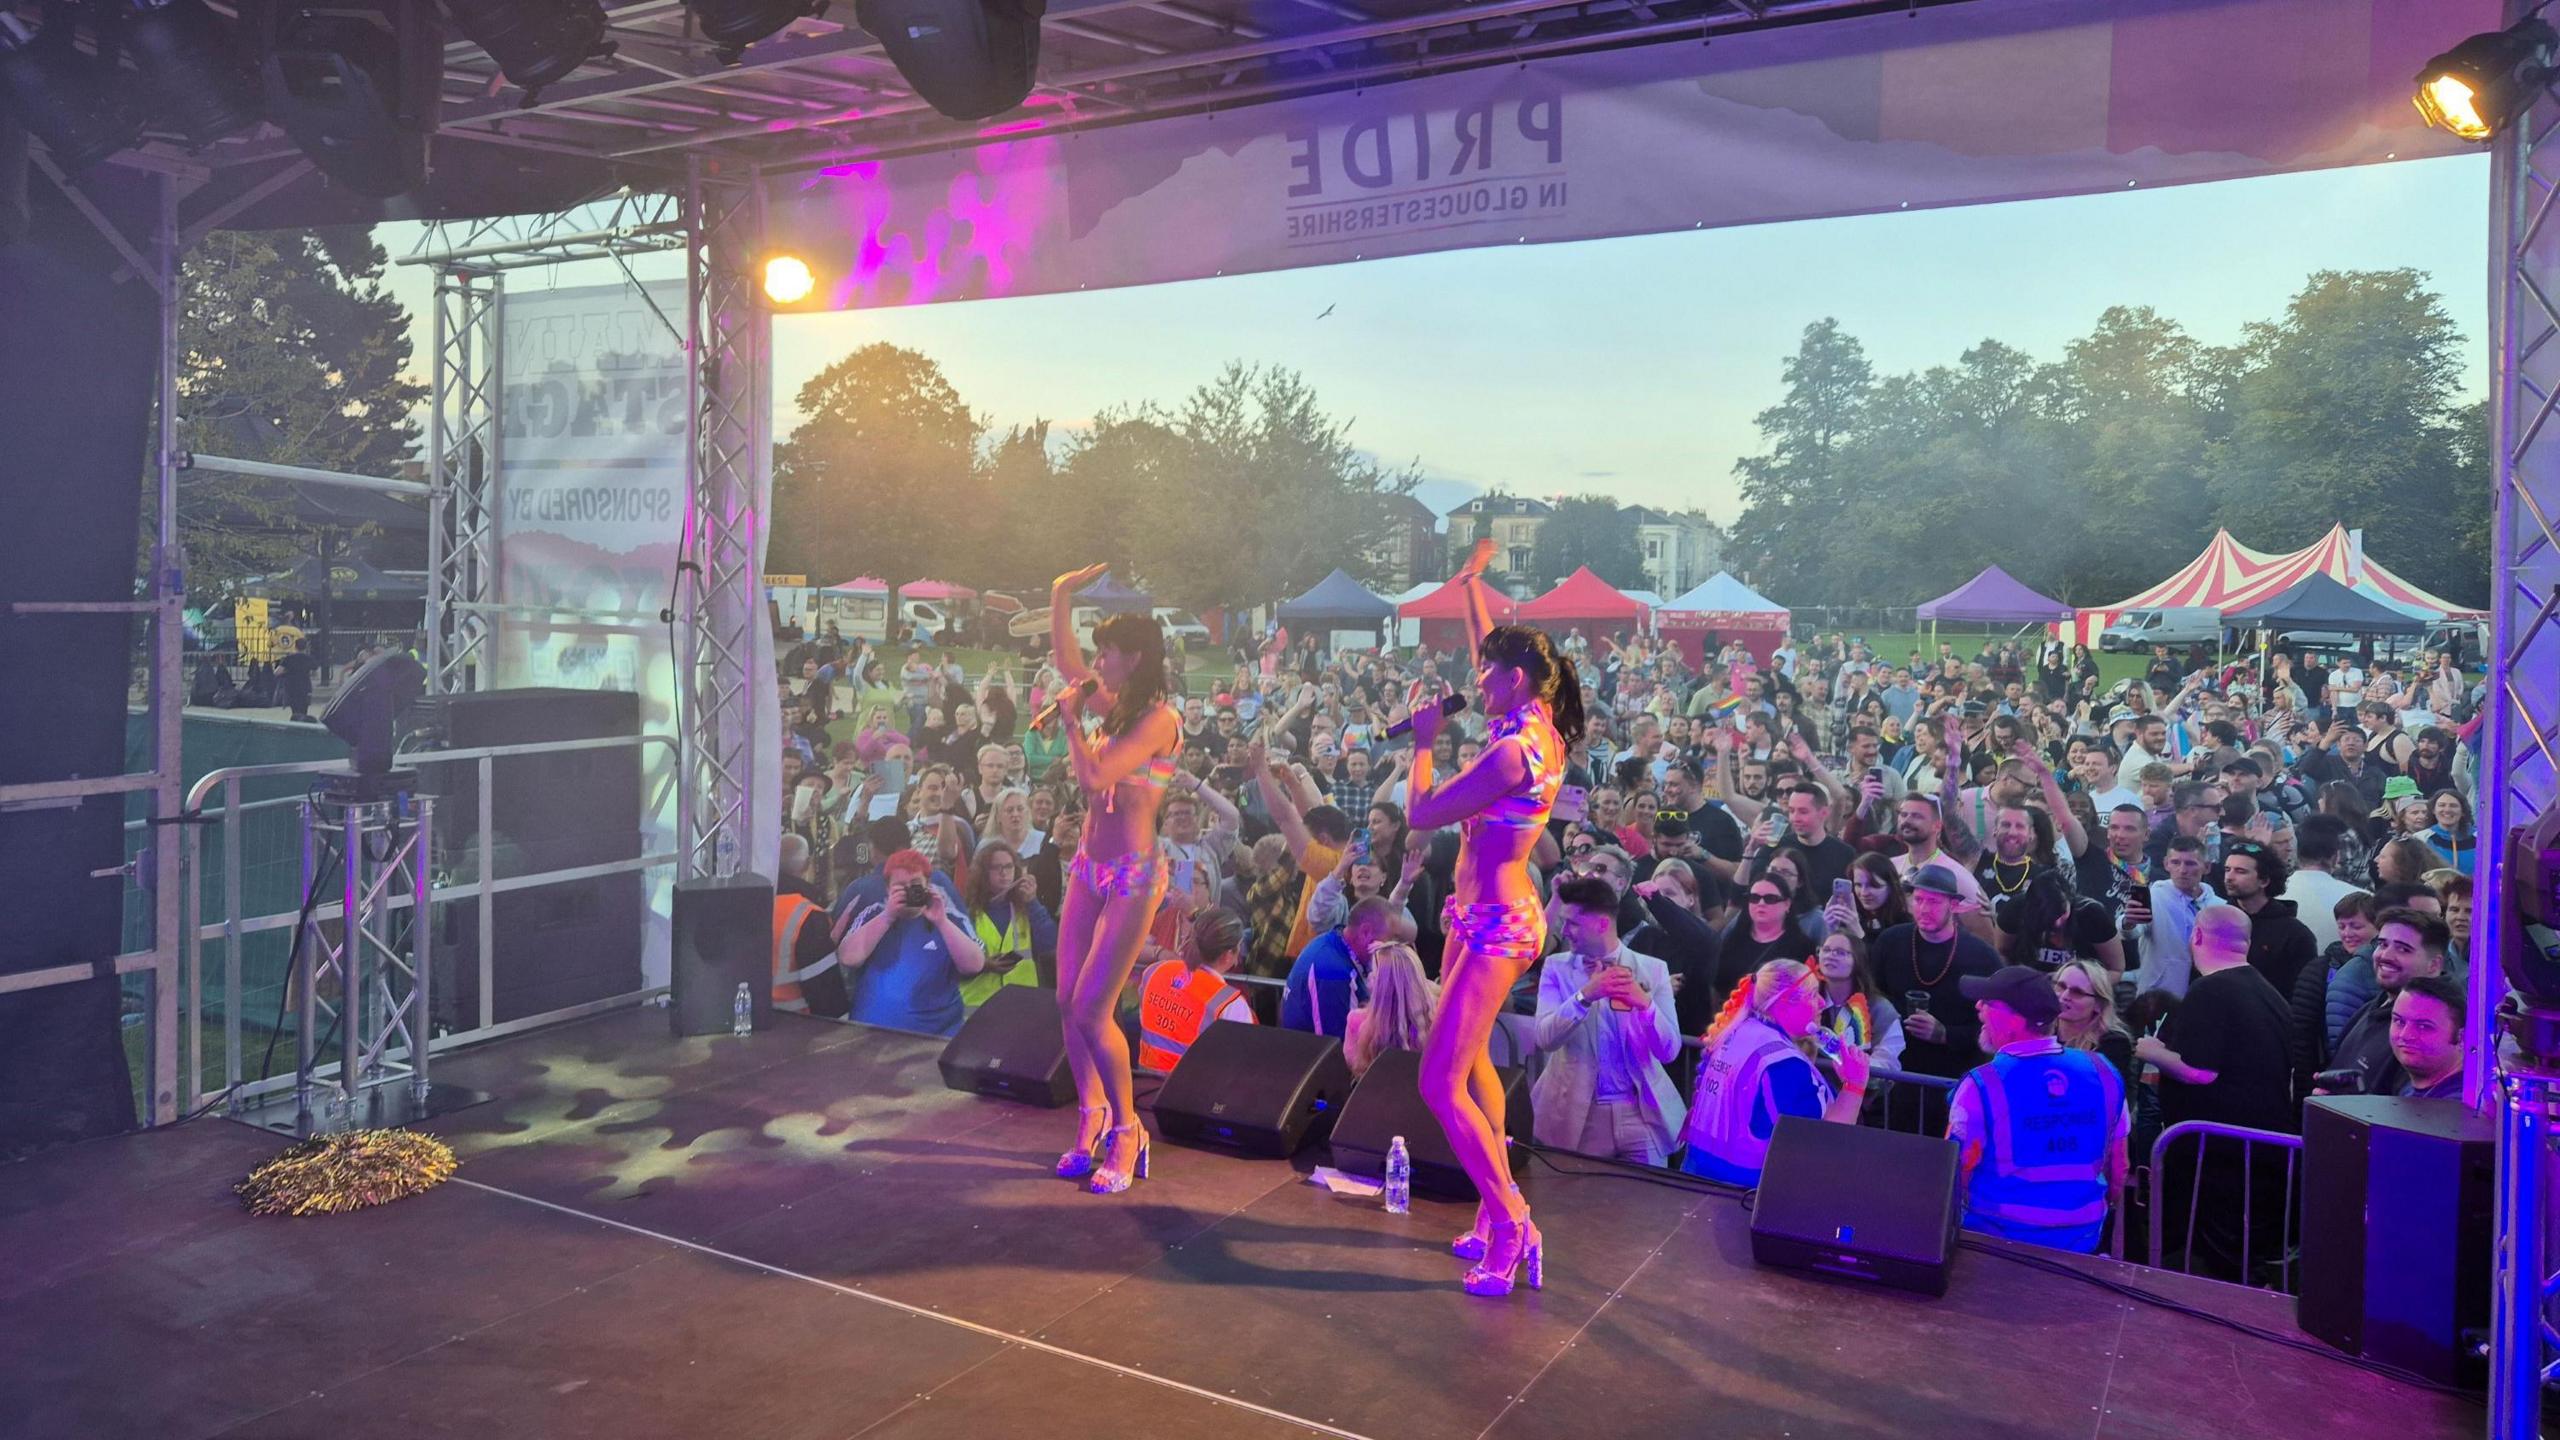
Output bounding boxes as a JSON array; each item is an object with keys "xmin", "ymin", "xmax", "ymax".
[
  {"xmin": 769, "ymin": 0, "xmax": 2495, "ymax": 309},
  {"xmin": 494, "ymin": 279, "xmax": 690, "ymax": 983}
]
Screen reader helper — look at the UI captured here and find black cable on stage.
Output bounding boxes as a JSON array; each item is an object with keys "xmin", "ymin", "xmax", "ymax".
[
  {"xmin": 249, "ymin": 834, "xmax": 343, "ymax": 1099},
  {"xmin": 1510, "ymin": 1138, "xmax": 2482, "ymax": 1401}
]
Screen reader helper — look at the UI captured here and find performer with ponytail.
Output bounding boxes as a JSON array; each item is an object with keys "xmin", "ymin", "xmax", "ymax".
[
  {"xmin": 1046, "ymin": 565, "xmax": 1183, "ymax": 1195},
  {"xmin": 1403, "ymin": 541, "xmax": 1585, "ymax": 1298},
  {"xmin": 1679, "ymin": 958, "xmax": 1872, "ymax": 1188}
]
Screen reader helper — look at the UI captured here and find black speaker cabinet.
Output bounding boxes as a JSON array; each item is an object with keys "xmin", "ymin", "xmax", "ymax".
[
  {"xmin": 670, "ymin": 876, "xmax": 775, "ymax": 1037},
  {"xmin": 1750, "ymin": 1116, "xmax": 1961, "ymax": 1297},
  {"xmin": 2299, "ymin": 1094, "xmax": 2493, "ymax": 1388},
  {"xmin": 1152, "ymin": 1021, "xmax": 1352, "ymax": 1158},
  {"xmin": 1329, "ymin": 1048, "xmax": 1531, "ymax": 1199},
  {"xmin": 938, "ymin": 985, "xmax": 1073, "ymax": 1107}
]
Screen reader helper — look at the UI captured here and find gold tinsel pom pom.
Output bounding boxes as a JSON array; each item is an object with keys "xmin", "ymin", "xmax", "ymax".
[{"xmin": 236, "ymin": 1129, "xmax": 460, "ymax": 1217}]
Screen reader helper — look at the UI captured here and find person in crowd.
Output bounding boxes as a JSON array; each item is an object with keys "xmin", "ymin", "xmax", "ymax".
[
  {"xmin": 1134, "ymin": 907, "xmax": 1253, "ymax": 1072},
  {"xmin": 1282, "ymin": 896, "xmax": 1400, "ymax": 1038},
  {"xmin": 2052, "ymin": 957, "xmax": 2136, "ymax": 1091},
  {"xmin": 2421, "ymin": 789, "xmax": 2476, "ymax": 877},
  {"xmin": 1847, "ymin": 851, "xmax": 1913, "ymax": 935},
  {"xmin": 962, "ymin": 840, "xmax": 1055, "ymax": 1002},
  {"xmin": 278, "ymin": 635, "xmax": 317, "ymax": 722},
  {"xmin": 1870, "ymin": 865, "xmax": 2003, "ymax": 1135},
  {"xmin": 2283, "ymin": 815, "xmax": 2367, "ymax": 954},
  {"xmin": 2135, "ymin": 835, "xmax": 2218, "ymax": 998},
  {"xmin": 2134, "ymin": 904, "xmax": 2295, "ymax": 1283},
  {"xmin": 1404, "ymin": 548, "xmax": 1578, "ymax": 1300},
  {"xmin": 1344, "ymin": 941, "xmax": 1438, "ymax": 1078},
  {"xmin": 1811, "ymin": 928, "xmax": 1905, "ymax": 1072},
  {"xmin": 898, "ymin": 649, "xmax": 936, "ymax": 740},
  {"xmin": 834, "ymin": 848, "xmax": 990, "ymax": 1037},
  {"xmin": 1680, "ymin": 957, "xmax": 1871, "ymax": 1185},
  {"xmin": 1888, "ymin": 793, "xmax": 1993, "ymax": 934},
  {"xmin": 2296, "ymin": 720, "xmax": 2394, "ymax": 814},
  {"xmin": 2386, "ymin": 975, "xmax": 2468, "ymax": 1101},
  {"xmin": 2220, "ymin": 841, "xmax": 2318, "ymax": 995},
  {"xmin": 772, "ymin": 832, "xmax": 849, "ymax": 1020},
  {"xmin": 1946, "ymin": 966, "xmax": 2130, "ymax": 1255},
  {"xmin": 2318, "ymin": 907, "xmax": 2451, "ymax": 1097},
  {"xmin": 1631, "ymin": 858, "xmax": 1724, "ymax": 1035},
  {"xmin": 986, "ymin": 787, "xmax": 1046, "ymax": 862},
  {"xmin": 2288, "ymin": 889, "xmax": 2381, "ymax": 1092},
  {"xmin": 852, "ymin": 705, "xmax": 902, "ymax": 763},
  {"xmin": 1714, "ymin": 871, "xmax": 1817, "ymax": 1000},
  {"xmin": 1249, "ymin": 740, "xmax": 1355, "ymax": 964},
  {"xmin": 1526, "ymin": 876, "xmax": 1687, "ymax": 1166},
  {"xmin": 2372, "ymin": 835, "xmax": 2439, "ymax": 890},
  {"xmin": 1045, "ymin": 567, "xmax": 1185, "ymax": 1195}
]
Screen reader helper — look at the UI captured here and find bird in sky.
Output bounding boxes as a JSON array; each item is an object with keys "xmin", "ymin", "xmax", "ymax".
[{"xmin": 1316, "ymin": 304, "xmax": 1335, "ymax": 320}]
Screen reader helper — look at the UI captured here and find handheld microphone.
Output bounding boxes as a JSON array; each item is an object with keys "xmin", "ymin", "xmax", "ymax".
[
  {"xmin": 1029, "ymin": 678, "xmax": 1099, "ymax": 733},
  {"xmin": 1384, "ymin": 693, "xmax": 1469, "ymax": 740}
]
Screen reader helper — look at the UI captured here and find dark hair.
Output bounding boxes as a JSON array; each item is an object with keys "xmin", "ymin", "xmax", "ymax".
[
  {"xmin": 1091, "ymin": 611, "xmax": 1170, "ymax": 738},
  {"xmin": 2224, "ymin": 839, "xmax": 2287, "ymax": 894},
  {"xmin": 2333, "ymin": 890, "xmax": 2380, "ymax": 924},
  {"xmin": 2296, "ymin": 813, "xmax": 2351, "ymax": 866},
  {"xmin": 1303, "ymin": 803, "xmax": 1353, "ymax": 846},
  {"xmin": 2396, "ymin": 973, "xmax": 2466, "ymax": 1027},
  {"xmin": 1849, "ymin": 851, "xmax": 1911, "ymax": 930},
  {"xmin": 2376, "ymin": 906, "xmax": 2453, "ymax": 957},
  {"xmin": 1477, "ymin": 624, "xmax": 1586, "ymax": 750},
  {"xmin": 1554, "ymin": 874, "xmax": 1620, "ymax": 915},
  {"xmin": 2374, "ymin": 881, "xmax": 2435, "ymax": 911},
  {"xmin": 1187, "ymin": 906, "xmax": 1246, "ymax": 968},
  {"xmin": 2165, "ymin": 834, "xmax": 2207, "ymax": 858}
]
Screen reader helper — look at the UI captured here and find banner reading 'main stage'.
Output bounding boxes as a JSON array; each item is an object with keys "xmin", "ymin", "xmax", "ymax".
[{"xmin": 767, "ymin": 0, "xmax": 2494, "ymax": 309}]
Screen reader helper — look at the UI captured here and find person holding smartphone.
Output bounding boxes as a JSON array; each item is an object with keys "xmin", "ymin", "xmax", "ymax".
[{"xmin": 961, "ymin": 841, "xmax": 1055, "ymax": 1003}]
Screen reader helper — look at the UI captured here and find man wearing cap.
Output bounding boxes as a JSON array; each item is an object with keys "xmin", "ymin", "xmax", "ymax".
[
  {"xmin": 1945, "ymin": 966, "xmax": 2131, "ymax": 1254},
  {"xmin": 1871, "ymin": 864, "xmax": 2004, "ymax": 1135}
]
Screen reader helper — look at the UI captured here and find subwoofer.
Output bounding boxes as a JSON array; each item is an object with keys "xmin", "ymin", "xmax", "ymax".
[
  {"xmin": 1749, "ymin": 1116, "xmax": 1960, "ymax": 1297},
  {"xmin": 2299, "ymin": 1094, "xmax": 2493, "ymax": 1388},
  {"xmin": 669, "ymin": 876, "xmax": 774, "ymax": 1037},
  {"xmin": 937, "ymin": 984, "xmax": 1073, "ymax": 1106},
  {"xmin": 1328, "ymin": 1047, "xmax": 1531, "ymax": 1199},
  {"xmin": 1151, "ymin": 1021, "xmax": 1351, "ymax": 1158}
]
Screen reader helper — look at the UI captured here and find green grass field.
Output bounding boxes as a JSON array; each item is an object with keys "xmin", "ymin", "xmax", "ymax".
[{"xmin": 1841, "ymin": 630, "xmax": 2152, "ymax": 691}]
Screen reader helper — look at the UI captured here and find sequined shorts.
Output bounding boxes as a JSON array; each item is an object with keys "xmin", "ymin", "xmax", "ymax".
[
  {"xmin": 1441, "ymin": 896, "xmax": 1546, "ymax": 963},
  {"xmin": 1070, "ymin": 847, "xmax": 1167, "ymax": 901}
]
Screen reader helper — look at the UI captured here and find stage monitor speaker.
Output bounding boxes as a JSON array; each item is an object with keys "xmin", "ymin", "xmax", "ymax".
[
  {"xmin": 670, "ymin": 876, "xmax": 774, "ymax": 1037},
  {"xmin": 937, "ymin": 985, "xmax": 1072, "ymax": 1107},
  {"xmin": 1328, "ymin": 1048, "xmax": 1530, "ymax": 1199},
  {"xmin": 1152, "ymin": 1021, "xmax": 1351, "ymax": 1158},
  {"xmin": 851, "ymin": 0, "xmax": 1045, "ymax": 121},
  {"xmin": 1750, "ymin": 1116, "xmax": 1960, "ymax": 1297},
  {"xmin": 2298, "ymin": 1094, "xmax": 2493, "ymax": 1388}
]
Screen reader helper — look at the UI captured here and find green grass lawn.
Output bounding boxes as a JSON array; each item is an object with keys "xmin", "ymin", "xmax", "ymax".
[{"xmin": 1844, "ymin": 629, "xmax": 2152, "ymax": 691}]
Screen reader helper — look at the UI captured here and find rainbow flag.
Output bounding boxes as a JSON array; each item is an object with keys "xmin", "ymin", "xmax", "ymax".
[{"xmin": 1706, "ymin": 692, "xmax": 1748, "ymax": 718}]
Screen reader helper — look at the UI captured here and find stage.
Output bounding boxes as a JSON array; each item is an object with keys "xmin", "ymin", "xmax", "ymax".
[{"xmin": 0, "ymin": 1007, "xmax": 2481, "ymax": 1440}]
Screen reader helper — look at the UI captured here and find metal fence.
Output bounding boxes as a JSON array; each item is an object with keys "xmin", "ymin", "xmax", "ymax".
[{"xmin": 2145, "ymin": 1119, "xmax": 2304, "ymax": 1292}]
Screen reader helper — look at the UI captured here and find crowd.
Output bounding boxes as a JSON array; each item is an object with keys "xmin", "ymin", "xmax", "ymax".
[{"xmin": 769, "ymin": 617, "xmax": 2485, "ymax": 1282}]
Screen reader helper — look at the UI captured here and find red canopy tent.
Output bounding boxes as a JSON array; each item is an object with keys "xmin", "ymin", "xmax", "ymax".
[
  {"xmin": 1517, "ymin": 567, "xmax": 1648, "ymax": 640},
  {"xmin": 1397, "ymin": 575, "xmax": 1516, "ymax": 654}
]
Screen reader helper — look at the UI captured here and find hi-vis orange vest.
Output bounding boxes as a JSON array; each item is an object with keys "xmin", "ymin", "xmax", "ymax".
[
  {"xmin": 1136, "ymin": 958, "xmax": 1251, "ymax": 1072},
  {"xmin": 771, "ymin": 894, "xmax": 823, "ymax": 1012}
]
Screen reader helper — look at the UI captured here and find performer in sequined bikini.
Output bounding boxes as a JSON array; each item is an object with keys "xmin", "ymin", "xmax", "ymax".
[
  {"xmin": 1404, "ymin": 540, "xmax": 1584, "ymax": 1297},
  {"xmin": 1044, "ymin": 564, "xmax": 1183, "ymax": 1194}
]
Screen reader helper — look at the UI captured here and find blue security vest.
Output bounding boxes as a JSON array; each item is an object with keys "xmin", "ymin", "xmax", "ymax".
[
  {"xmin": 1958, "ymin": 1046, "xmax": 2121, "ymax": 1253},
  {"xmin": 1680, "ymin": 1015, "xmax": 1829, "ymax": 1188}
]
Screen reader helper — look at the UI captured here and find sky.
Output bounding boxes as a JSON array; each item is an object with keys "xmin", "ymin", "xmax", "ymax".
[{"xmin": 385, "ymin": 152, "xmax": 2491, "ymax": 525}]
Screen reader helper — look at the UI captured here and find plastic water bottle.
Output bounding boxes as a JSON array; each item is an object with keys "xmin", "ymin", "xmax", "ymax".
[
  {"xmin": 714, "ymin": 830, "xmax": 739, "ymax": 879},
  {"xmin": 1384, "ymin": 1136, "xmax": 1411, "ymax": 1215},
  {"xmin": 731, "ymin": 982, "xmax": 753, "ymax": 1038}
]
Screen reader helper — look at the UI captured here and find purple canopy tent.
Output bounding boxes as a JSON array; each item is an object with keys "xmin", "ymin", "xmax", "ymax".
[{"xmin": 1913, "ymin": 566, "xmax": 2075, "ymax": 625}]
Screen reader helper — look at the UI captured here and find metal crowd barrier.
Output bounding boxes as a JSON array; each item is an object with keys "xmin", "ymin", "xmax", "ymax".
[
  {"xmin": 170, "ymin": 733, "xmax": 682, "ymax": 1116},
  {"xmin": 2145, "ymin": 1119, "xmax": 2303, "ymax": 1290}
]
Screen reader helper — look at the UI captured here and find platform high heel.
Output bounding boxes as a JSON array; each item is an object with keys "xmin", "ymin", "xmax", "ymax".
[
  {"xmin": 1056, "ymin": 1105, "xmax": 1109, "ymax": 1179},
  {"xmin": 1451, "ymin": 1182, "xmax": 1525, "ymax": 1261},
  {"xmin": 1462, "ymin": 1212, "xmax": 1543, "ymax": 1298},
  {"xmin": 1089, "ymin": 1120, "xmax": 1151, "ymax": 1195}
]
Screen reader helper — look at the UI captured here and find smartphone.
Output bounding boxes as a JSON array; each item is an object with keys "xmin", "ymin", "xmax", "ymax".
[
  {"xmin": 1351, "ymin": 827, "xmax": 1373, "ymax": 865},
  {"xmin": 1173, "ymin": 856, "xmax": 1198, "ymax": 893},
  {"xmin": 791, "ymin": 785, "xmax": 814, "ymax": 822},
  {"xmin": 1831, "ymin": 877, "xmax": 1853, "ymax": 910},
  {"xmin": 872, "ymin": 756, "xmax": 908, "ymax": 796}
]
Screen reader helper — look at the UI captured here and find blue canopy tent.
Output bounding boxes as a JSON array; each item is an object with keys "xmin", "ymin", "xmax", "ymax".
[
  {"xmin": 1075, "ymin": 571, "xmax": 1156, "ymax": 614},
  {"xmin": 1277, "ymin": 569, "xmax": 1394, "ymax": 625}
]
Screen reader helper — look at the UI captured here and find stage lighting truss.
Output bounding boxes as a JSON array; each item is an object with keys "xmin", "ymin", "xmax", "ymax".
[
  {"xmin": 2415, "ymin": 15, "xmax": 2557, "ymax": 143},
  {"xmin": 687, "ymin": 0, "xmax": 830, "ymax": 64},
  {"xmin": 443, "ymin": 0, "xmax": 616, "ymax": 101},
  {"xmin": 0, "ymin": 10, "xmax": 141, "ymax": 173}
]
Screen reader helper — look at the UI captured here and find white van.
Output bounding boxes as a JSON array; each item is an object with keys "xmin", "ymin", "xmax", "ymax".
[
  {"xmin": 2098, "ymin": 606, "xmax": 2223, "ymax": 652},
  {"xmin": 1152, "ymin": 607, "xmax": 1211, "ymax": 644}
]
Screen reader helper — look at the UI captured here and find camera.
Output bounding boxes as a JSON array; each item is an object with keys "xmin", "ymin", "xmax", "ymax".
[
  {"xmin": 902, "ymin": 880, "xmax": 931, "ymax": 908},
  {"xmin": 2312, "ymin": 1066, "xmax": 2364, "ymax": 1094}
]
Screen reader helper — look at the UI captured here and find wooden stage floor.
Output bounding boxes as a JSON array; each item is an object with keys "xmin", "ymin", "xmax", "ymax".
[{"xmin": 0, "ymin": 1006, "xmax": 2479, "ymax": 1440}]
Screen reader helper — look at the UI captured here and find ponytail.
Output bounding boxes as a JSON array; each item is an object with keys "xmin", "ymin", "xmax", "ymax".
[
  {"xmin": 1702, "ymin": 957, "xmax": 1815, "ymax": 1052},
  {"xmin": 1547, "ymin": 651, "xmax": 1587, "ymax": 751},
  {"xmin": 1701, "ymin": 975, "xmax": 1756, "ymax": 1051}
]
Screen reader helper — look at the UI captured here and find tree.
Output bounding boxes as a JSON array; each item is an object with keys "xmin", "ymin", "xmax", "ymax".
[
  {"xmin": 166, "ymin": 227, "xmax": 422, "ymax": 593},
  {"xmin": 1732, "ymin": 319, "xmax": 1872, "ymax": 594},
  {"xmin": 770, "ymin": 344, "xmax": 984, "ymax": 600},
  {"xmin": 1529, "ymin": 495, "xmax": 1646, "ymax": 590}
]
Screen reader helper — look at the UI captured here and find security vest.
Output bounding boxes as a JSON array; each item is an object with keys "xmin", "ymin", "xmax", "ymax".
[
  {"xmin": 960, "ymin": 903, "xmax": 1040, "ymax": 1008},
  {"xmin": 1682, "ymin": 1014, "xmax": 1825, "ymax": 1183},
  {"xmin": 1136, "ymin": 958, "xmax": 1251, "ymax": 1072},
  {"xmin": 771, "ymin": 895, "xmax": 824, "ymax": 1013},
  {"xmin": 1960, "ymin": 1046, "xmax": 2121, "ymax": 1243}
]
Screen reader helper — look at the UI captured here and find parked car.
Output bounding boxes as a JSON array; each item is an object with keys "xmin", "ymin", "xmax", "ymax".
[
  {"xmin": 2098, "ymin": 606, "xmax": 2223, "ymax": 652},
  {"xmin": 1153, "ymin": 607, "xmax": 1212, "ymax": 644}
]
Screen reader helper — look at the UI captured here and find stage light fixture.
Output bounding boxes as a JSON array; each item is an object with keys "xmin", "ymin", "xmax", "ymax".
[
  {"xmin": 687, "ymin": 0, "xmax": 830, "ymax": 64},
  {"xmin": 853, "ymin": 0, "xmax": 1046, "ymax": 121},
  {"xmin": 118, "ymin": 0, "xmax": 262, "ymax": 147},
  {"xmin": 2413, "ymin": 17, "xmax": 2557, "ymax": 142},
  {"xmin": 0, "ymin": 12, "xmax": 141, "ymax": 174},
  {"xmin": 762, "ymin": 253, "xmax": 816, "ymax": 304},
  {"xmin": 259, "ymin": 2, "xmax": 443, "ymax": 199},
  {"xmin": 444, "ymin": 0, "xmax": 616, "ymax": 99}
]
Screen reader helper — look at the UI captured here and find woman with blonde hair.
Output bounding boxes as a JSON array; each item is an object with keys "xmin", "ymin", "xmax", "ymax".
[
  {"xmin": 1678, "ymin": 958, "xmax": 1870, "ymax": 1187},
  {"xmin": 1344, "ymin": 942, "xmax": 1438, "ymax": 1077},
  {"xmin": 2052, "ymin": 958, "xmax": 2136, "ymax": 1092}
]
